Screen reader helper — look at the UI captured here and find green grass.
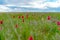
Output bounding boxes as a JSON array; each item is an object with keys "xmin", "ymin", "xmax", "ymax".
[{"xmin": 0, "ymin": 12, "xmax": 60, "ymax": 40}]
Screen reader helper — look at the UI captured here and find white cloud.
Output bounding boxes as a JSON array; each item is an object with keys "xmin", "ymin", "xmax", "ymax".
[
  {"xmin": 20, "ymin": 3, "xmax": 47, "ymax": 9},
  {"xmin": 8, "ymin": 0, "xmax": 48, "ymax": 9},
  {"xmin": 19, "ymin": 0, "xmax": 60, "ymax": 9},
  {"xmin": 5, "ymin": 4, "xmax": 16, "ymax": 6},
  {"xmin": 24, "ymin": 0, "xmax": 47, "ymax": 9},
  {"xmin": 0, "ymin": 0, "xmax": 60, "ymax": 12},
  {"xmin": 46, "ymin": 0, "xmax": 60, "ymax": 8},
  {"xmin": 0, "ymin": 5, "xmax": 12, "ymax": 12},
  {"xmin": 0, "ymin": 4, "xmax": 21, "ymax": 12}
]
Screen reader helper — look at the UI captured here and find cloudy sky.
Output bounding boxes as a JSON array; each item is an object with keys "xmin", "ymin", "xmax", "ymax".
[{"xmin": 0, "ymin": 0, "xmax": 60, "ymax": 12}]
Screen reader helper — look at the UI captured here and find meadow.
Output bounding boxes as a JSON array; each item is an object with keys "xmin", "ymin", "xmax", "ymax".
[{"xmin": 0, "ymin": 12, "xmax": 60, "ymax": 40}]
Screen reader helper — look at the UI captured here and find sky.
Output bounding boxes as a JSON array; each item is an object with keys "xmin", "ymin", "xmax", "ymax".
[{"xmin": 0, "ymin": 0, "xmax": 60, "ymax": 12}]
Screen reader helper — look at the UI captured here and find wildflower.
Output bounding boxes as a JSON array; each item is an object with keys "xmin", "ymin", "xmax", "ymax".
[
  {"xmin": 57, "ymin": 21, "xmax": 60, "ymax": 26},
  {"xmin": 47, "ymin": 16, "xmax": 51, "ymax": 20},
  {"xmin": 0, "ymin": 20, "xmax": 3, "ymax": 24},
  {"xmin": 22, "ymin": 16, "xmax": 24, "ymax": 19},
  {"xmin": 28, "ymin": 35, "xmax": 33, "ymax": 40},
  {"xmin": 18, "ymin": 16, "xmax": 20, "ymax": 18}
]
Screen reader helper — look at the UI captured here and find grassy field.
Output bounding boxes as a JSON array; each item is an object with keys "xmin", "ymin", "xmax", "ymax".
[{"xmin": 0, "ymin": 12, "xmax": 60, "ymax": 40}]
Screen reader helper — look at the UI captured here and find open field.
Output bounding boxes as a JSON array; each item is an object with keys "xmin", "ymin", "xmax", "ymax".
[{"xmin": 0, "ymin": 12, "xmax": 60, "ymax": 40}]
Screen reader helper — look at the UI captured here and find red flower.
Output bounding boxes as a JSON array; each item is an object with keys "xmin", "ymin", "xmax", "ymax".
[
  {"xmin": 57, "ymin": 21, "xmax": 60, "ymax": 26},
  {"xmin": 18, "ymin": 16, "xmax": 20, "ymax": 18},
  {"xmin": 15, "ymin": 24, "xmax": 18, "ymax": 28},
  {"xmin": 22, "ymin": 16, "xmax": 24, "ymax": 19},
  {"xmin": 47, "ymin": 16, "xmax": 51, "ymax": 20},
  {"xmin": 28, "ymin": 36, "xmax": 33, "ymax": 40},
  {"xmin": 0, "ymin": 20, "xmax": 3, "ymax": 24}
]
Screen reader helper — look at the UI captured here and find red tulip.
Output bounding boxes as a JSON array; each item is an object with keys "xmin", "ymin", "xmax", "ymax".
[
  {"xmin": 22, "ymin": 16, "xmax": 24, "ymax": 19},
  {"xmin": 28, "ymin": 36, "xmax": 33, "ymax": 40},
  {"xmin": 15, "ymin": 24, "xmax": 18, "ymax": 28},
  {"xmin": 47, "ymin": 16, "xmax": 51, "ymax": 20},
  {"xmin": 57, "ymin": 21, "xmax": 60, "ymax": 26},
  {"xmin": 18, "ymin": 16, "xmax": 20, "ymax": 18},
  {"xmin": 0, "ymin": 20, "xmax": 3, "ymax": 24}
]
